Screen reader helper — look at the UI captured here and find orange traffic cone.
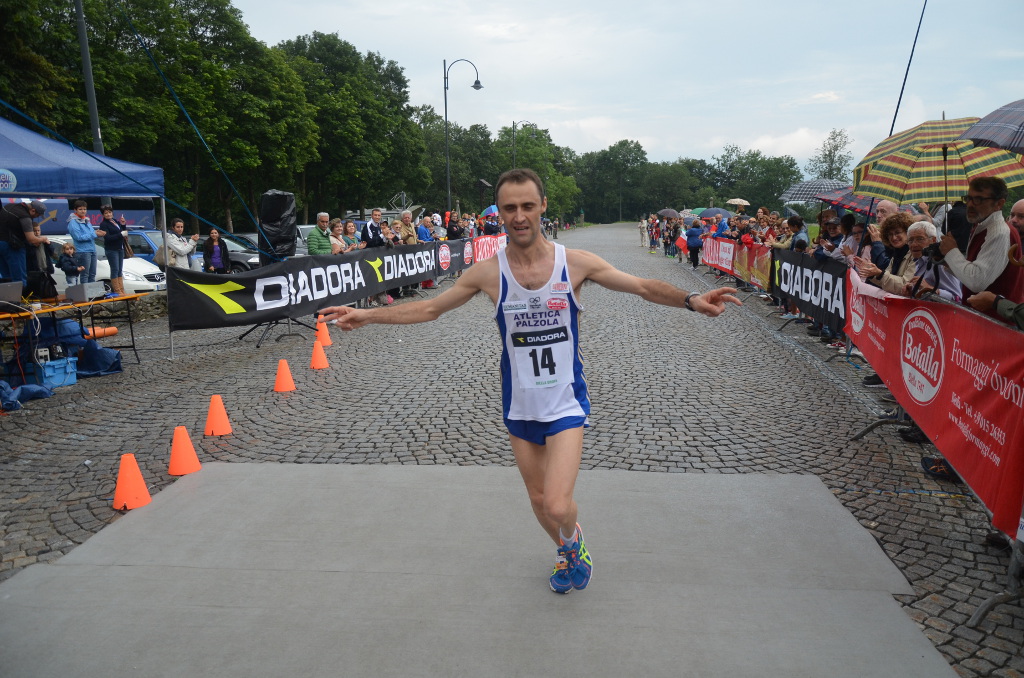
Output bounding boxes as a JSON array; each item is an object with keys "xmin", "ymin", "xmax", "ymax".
[
  {"xmin": 168, "ymin": 425, "xmax": 202, "ymax": 476},
  {"xmin": 310, "ymin": 340, "xmax": 329, "ymax": 369},
  {"xmin": 315, "ymin": 318, "xmax": 333, "ymax": 347},
  {"xmin": 112, "ymin": 453, "xmax": 152, "ymax": 510},
  {"xmin": 85, "ymin": 326, "xmax": 118, "ymax": 339},
  {"xmin": 204, "ymin": 395, "xmax": 233, "ymax": 436},
  {"xmin": 274, "ymin": 359, "xmax": 296, "ymax": 392}
]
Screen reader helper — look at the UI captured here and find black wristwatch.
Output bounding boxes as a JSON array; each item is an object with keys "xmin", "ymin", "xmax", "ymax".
[{"xmin": 684, "ymin": 292, "xmax": 698, "ymax": 312}]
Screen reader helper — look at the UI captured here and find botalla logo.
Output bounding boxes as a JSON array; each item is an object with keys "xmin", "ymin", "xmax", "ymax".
[
  {"xmin": 438, "ymin": 244, "xmax": 451, "ymax": 271},
  {"xmin": 463, "ymin": 241, "xmax": 474, "ymax": 265},
  {"xmin": 0, "ymin": 169, "xmax": 17, "ymax": 192},
  {"xmin": 900, "ymin": 308, "xmax": 944, "ymax": 404},
  {"xmin": 850, "ymin": 285, "xmax": 866, "ymax": 334},
  {"xmin": 546, "ymin": 298, "xmax": 568, "ymax": 310}
]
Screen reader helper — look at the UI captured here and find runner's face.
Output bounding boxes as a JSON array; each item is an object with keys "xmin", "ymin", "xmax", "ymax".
[{"xmin": 497, "ymin": 181, "xmax": 547, "ymax": 248}]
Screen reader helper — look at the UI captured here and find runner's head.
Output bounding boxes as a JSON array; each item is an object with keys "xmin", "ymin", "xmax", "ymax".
[
  {"xmin": 495, "ymin": 168, "xmax": 547, "ymax": 247},
  {"xmin": 496, "ymin": 168, "xmax": 545, "ymax": 205}
]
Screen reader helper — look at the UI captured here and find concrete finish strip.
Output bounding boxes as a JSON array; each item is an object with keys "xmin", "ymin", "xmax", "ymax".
[{"xmin": 0, "ymin": 465, "xmax": 954, "ymax": 677}]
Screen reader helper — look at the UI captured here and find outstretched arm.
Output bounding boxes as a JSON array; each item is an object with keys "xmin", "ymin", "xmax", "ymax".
[
  {"xmin": 319, "ymin": 259, "xmax": 495, "ymax": 330},
  {"xmin": 572, "ymin": 249, "xmax": 742, "ymax": 317}
]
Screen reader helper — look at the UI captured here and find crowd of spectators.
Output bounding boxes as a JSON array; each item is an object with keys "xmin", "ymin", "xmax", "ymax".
[
  {"xmin": 304, "ymin": 207, "xmax": 532, "ymax": 307},
  {"xmin": 648, "ymin": 177, "xmax": 1024, "ymax": 482}
]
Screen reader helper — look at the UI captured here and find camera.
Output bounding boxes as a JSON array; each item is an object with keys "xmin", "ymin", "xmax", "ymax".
[{"xmin": 922, "ymin": 243, "xmax": 944, "ymax": 262}]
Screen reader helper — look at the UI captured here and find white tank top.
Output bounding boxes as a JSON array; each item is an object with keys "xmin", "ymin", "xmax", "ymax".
[{"xmin": 494, "ymin": 243, "xmax": 589, "ymax": 422}]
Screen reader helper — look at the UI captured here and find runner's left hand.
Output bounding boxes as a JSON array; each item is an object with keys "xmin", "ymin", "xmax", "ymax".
[{"xmin": 692, "ymin": 287, "xmax": 742, "ymax": 317}]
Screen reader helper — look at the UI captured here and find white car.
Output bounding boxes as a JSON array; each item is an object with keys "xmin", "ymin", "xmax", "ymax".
[{"xmin": 47, "ymin": 236, "xmax": 167, "ymax": 296}]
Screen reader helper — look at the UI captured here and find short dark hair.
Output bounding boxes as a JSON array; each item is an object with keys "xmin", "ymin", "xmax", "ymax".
[
  {"xmin": 839, "ymin": 213, "xmax": 857, "ymax": 235},
  {"xmin": 73, "ymin": 199, "xmax": 87, "ymax": 209},
  {"xmin": 495, "ymin": 168, "xmax": 545, "ymax": 203},
  {"xmin": 969, "ymin": 176, "xmax": 1008, "ymax": 202},
  {"xmin": 787, "ymin": 215, "xmax": 804, "ymax": 229},
  {"xmin": 171, "ymin": 218, "xmax": 184, "ymax": 227},
  {"xmin": 101, "ymin": 204, "xmax": 113, "ymax": 212}
]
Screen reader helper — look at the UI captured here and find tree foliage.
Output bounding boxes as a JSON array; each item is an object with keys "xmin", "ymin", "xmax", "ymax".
[
  {"xmin": 805, "ymin": 128, "xmax": 854, "ymax": 181},
  {"xmin": 0, "ymin": 0, "xmax": 814, "ymax": 229}
]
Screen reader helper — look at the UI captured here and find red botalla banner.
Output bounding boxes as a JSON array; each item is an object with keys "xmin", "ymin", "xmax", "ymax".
[
  {"xmin": 846, "ymin": 271, "xmax": 1024, "ymax": 538},
  {"xmin": 472, "ymin": 235, "xmax": 507, "ymax": 261},
  {"xmin": 701, "ymin": 237, "xmax": 735, "ymax": 276}
]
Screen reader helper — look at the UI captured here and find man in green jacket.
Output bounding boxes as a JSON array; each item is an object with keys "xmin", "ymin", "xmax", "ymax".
[{"xmin": 307, "ymin": 212, "xmax": 333, "ymax": 256}]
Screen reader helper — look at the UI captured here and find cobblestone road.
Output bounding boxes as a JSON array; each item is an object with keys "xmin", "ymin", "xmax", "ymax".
[{"xmin": 2, "ymin": 224, "xmax": 1021, "ymax": 676}]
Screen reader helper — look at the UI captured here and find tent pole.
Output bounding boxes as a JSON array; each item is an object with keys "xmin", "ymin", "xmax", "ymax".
[{"xmin": 162, "ymin": 198, "xmax": 174, "ymax": 360}]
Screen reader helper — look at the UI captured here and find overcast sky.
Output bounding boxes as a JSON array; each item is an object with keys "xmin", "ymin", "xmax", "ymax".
[{"xmin": 230, "ymin": 0, "xmax": 1022, "ymax": 175}]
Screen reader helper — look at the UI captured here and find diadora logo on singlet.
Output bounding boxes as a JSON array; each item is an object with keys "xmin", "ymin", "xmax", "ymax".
[
  {"xmin": 503, "ymin": 301, "xmax": 529, "ymax": 313},
  {"xmin": 550, "ymin": 282, "xmax": 571, "ymax": 294},
  {"xmin": 511, "ymin": 326, "xmax": 569, "ymax": 346}
]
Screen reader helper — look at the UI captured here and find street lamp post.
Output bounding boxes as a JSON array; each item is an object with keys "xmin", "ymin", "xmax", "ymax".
[
  {"xmin": 511, "ymin": 120, "xmax": 534, "ymax": 169},
  {"xmin": 444, "ymin": 59, "xmax": 483, "ymax": 214}
]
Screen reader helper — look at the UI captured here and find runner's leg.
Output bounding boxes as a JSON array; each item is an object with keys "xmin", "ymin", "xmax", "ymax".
[{"xmin": 509, "ymin": 427, "xmax": 583, "ymax": 545}]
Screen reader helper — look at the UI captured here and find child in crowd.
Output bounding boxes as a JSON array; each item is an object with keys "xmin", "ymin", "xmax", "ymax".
[{"xmin": 58, "ymin": 242, "xmax": 84, "ymax": 286}]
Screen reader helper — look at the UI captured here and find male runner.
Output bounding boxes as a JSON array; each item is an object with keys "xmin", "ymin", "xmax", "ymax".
[{"xmin": 321, "ymin": 168, "xmax": 741, "ymax": 593}]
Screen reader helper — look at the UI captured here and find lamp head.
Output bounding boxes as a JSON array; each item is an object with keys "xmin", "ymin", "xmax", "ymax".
[{"xmin": 471, "ymin": 80, "xmax": 483, "ymax": 90}]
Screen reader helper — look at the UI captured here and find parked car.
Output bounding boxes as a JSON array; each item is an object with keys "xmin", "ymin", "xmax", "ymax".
[
  {"xmin": 196, "ymin": 234, "xmax": 261, "ymax": 272},
  {"xmin": 47, "ymin": 236, "xmax": 166, "ymax": 296},
  {"xmin": 123, "ymin": 228, "xmax": 203, "ymax": 271}
]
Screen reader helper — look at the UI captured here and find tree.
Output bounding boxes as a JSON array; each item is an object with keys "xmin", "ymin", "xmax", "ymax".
[
  {"xmin": 805, "ymin": 128, "xmax": 854, "ymax": 181},
  {"xmin": 280, "ymin": 32, "xmax": 428, "ymax": 217},
  {"xmin": 714, "ymin": 144, "xmax": 803, "ymax": 213},
  {"xmin": 0, "ymin": 0, "xmax": 77, "ymax": 131}
]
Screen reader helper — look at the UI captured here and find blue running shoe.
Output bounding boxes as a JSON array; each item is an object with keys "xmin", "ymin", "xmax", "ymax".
[
  {"xmin": 569, "ymin": 524, "xmax": 592, "ymax": 590},
  {"xmin": 549, "ymin": 547, "xmax": 574, "ymax": 594}
]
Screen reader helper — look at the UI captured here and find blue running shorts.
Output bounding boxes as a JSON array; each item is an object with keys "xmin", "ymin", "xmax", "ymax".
[{"xmin": 504, "ymin": 416, "xmax": 588, "ymax": 446}]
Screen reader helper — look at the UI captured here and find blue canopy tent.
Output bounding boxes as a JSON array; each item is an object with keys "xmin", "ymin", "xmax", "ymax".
[
  {"xmin": 0, "ymin": 116, "xmax": 178, "ymax": 357},
  {"xmin": 0, "ymin": 117, "xmax": 164, "ymax": 197}
]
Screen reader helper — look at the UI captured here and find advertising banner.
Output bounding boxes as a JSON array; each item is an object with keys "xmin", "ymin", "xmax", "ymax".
[
  {"xmin": 732, "ymin": 243, "xmax": 772, "ymax": 291},
  {"xmin": 773, "ymin": 250, "xmax": 847, "ymax": 332},
  {"xmin": 702, "ymin": 237, "xmax": 735, "ymax": 276},
  {"xmin": 436, "ymin": 238, "xmax": 474, "ymax": 276},
  {"xmin": 750, "ymin": 244, "xmax": 773, "ymax": 292},
  {"xmin": 846, "ymin": 272, "xmax": 1024, "ymax": 537},
  {"xmin": 472, "ymin": 234, "xmax": 507, "ymax": 262},
  {"xmin": 167, "ymin": 243, "xmax": 438, "ymax": 331}
]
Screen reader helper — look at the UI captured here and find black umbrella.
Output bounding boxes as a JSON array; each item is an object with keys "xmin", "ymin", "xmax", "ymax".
[
  {"xmin": 698, "ymin": 207, "xmax": 733, "ymax": 220},
  {"xmin": 657, "ymin": 208, "xmax": 681, "ymax": 218},
  {"xmin": 779, "ymin": 178, "xmax": 848, "ymax": 203},
  {"xmin": 957, "ymin": 98, "xmax": 1024, "ymax": 155}
]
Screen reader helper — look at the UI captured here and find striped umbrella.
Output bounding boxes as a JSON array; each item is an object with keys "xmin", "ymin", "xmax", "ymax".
[
  {"xmin": 957, "ymin": 99, "xmax": 1024, "ymax": 155},
  {"xmin": 855, "ymin": 140, "xmax": 1024, "ymax": 203},
  {"xmin": 854, "ymin": 117, "xmax": 1024, "ymax": 203}
]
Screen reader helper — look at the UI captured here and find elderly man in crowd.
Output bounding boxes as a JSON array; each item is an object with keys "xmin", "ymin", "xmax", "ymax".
[
  {"xmin": 1008, "ymin": 198, "xmax": 1024, "ymax": 240},
  {"xmin": 904, "ymin": 220, "xmax": 963, "ymax": 302},
  {"xmin": 938, "ymin": 177, "xmax": 1024, "ymax": 320},
  {"xmin": 417, "ymin": 215, "xmax": 435, "ymax": 242},
  {"xmin": 307, "ymin": 212, "xmax": 333, "ymax": 256}
]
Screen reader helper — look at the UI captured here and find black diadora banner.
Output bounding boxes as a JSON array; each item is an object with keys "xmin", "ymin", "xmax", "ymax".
[
  {"xmin": 167, "ymin": 241, "xmax": 474, "ymax": 331},
  {"xmin": 773, "ymin": 250, "xmax": 848, "ymax": 332}
]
